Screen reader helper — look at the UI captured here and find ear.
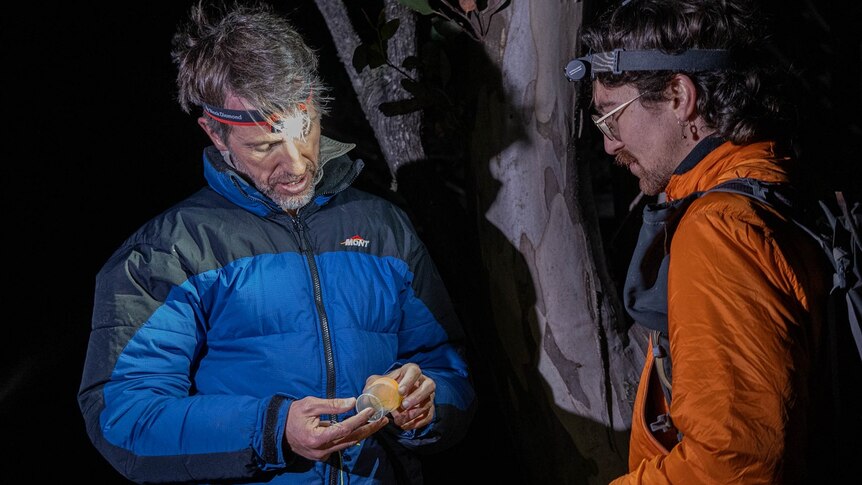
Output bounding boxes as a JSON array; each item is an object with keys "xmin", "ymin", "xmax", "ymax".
[
  {"xmin": 668, "ymin": 74, "xmax": 698, "ymax": 122},
  {"xmin": 197, "ymin": 116, "xmax": 229, "ymax": 151}
]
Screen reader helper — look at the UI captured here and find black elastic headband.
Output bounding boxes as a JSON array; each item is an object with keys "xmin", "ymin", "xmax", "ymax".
[{"xmin": 564, "ymin": 48, "xmax": 732, "ymax": 81}]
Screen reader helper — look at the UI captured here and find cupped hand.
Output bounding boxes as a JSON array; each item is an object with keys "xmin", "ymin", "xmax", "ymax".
[{"xmin": 365, "ymin": 363, "xmax": 436, "ymax": 431}]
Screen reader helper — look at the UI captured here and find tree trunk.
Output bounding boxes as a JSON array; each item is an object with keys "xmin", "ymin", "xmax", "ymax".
[
  {"xmin": 459, "ymin": 2, "xmax": 645, "ymax": 483},
  {"xmin": 317, "ymin": 1, "xmax": 646, "ymax": 483},
  {"xmin": 313, "ymin": 0, "xmax": 425, "ymax": 190}
]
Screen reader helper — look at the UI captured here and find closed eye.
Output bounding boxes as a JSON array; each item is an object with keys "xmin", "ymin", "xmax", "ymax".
[{"xmin": 252, "ymin": 141, "xmax": 281, "ymax": 153}]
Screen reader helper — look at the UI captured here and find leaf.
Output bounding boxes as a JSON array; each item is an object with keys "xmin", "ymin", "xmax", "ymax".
[
  {"xmin": 401, "ymin": 56, "xmax": 422, "ymax": 71},
  {"xmin": 366, "ymin": 45, "xmax": 387, "ymax": 69},
  {"xmin": 380, "ymin": 19, "xmax": 400, "ymax": 42},
  {"xmin": 379, "ymin": 98, "xmax": 424, "ymax": 116},
  {"xmin": 430, "ymin": 17, "xmax": 461, "ymax": 41},
  {"xmin": 396, "ymin": 0, "xmax": 435, "ymax": 16},
  {"xmin": 352, "ymin": 45, "xmax": 369, "ymax": 72},
  {"xmin": 400, "ymin": 78, "xmax": 425, "ymax": 96},
  {"xmin": 459, "ymin": 0, "xmax": 477, "ymax": 13}
]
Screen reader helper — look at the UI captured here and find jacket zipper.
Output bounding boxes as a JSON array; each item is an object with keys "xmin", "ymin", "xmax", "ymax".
[
  {"xmin": 292, "ymin": 217, "xmax": 337, "ymax": 400},
  {"xmin": 291, "ymin": 217, "xmax": 340, "ymax": 485}
]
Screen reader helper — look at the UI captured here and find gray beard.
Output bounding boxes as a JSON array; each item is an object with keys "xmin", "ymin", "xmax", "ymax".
[
  {"xmin": 271, "ymin": 187, "xmax": 316, "ymax": 212},
  {"xmin": 222, "ymin": 149, "xmax": 324, "ymax": 213}
]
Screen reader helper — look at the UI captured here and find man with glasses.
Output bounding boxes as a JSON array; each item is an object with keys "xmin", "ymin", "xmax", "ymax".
[
  {"xmin": 589, "ymin": 91, "xmax": 645, "ymax": 143},
  {"xmin": 571, "ymin": 1, "xmax": 834, "ymax": 483}
]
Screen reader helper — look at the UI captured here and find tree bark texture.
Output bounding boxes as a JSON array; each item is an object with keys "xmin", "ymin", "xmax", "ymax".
[
  {"xmin": 313, "ymin": 0, "xmax": 425, "ymax": 190},
  {"xmin": 463, "ymin": 2, "xmax": 645, "ymax": 483}
]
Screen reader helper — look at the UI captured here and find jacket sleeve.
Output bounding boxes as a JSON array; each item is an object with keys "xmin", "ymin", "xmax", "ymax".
[
  {"xmin": 77, "ymin": 242, "xmax": 293, "ymax": 483},
  {"xmin": 386, "ymin": 217, "xmax": 477, "ymax": 453},
  {"xmin": 613, "ymin": 195, "xmax": 815, "ymax": 484}
]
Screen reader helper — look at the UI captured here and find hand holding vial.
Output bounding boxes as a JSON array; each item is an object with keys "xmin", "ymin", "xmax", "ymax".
[{"xmin": 355, "ymin": 376, "xmax": 403, "ymax": 422}]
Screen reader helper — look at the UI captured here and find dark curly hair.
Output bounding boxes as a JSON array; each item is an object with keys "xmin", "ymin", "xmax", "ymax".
[{"xmin": 581, "ymin": 0, "xmax": 796, "ymax": 144}]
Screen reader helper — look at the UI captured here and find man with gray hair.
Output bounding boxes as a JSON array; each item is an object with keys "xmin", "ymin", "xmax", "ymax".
[{"xmin": 78, "ymin": 2, "xmax": 476, "ymax": 483}]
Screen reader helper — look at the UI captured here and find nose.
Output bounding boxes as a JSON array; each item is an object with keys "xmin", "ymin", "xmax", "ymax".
[
  {"xmin": 603, "ymin": 135, "xmax": 624, "ymax": 155},
  {"xmin": 275, "ymin": 138, "xmax": 306, "ymax": 174}
]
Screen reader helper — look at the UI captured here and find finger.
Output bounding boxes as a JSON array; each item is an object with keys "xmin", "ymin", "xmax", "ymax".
[
  {"xmin": 393, "ymin": 400, "xmax": 430, "ymax": 421},
  {"xmin": 330, "ymin": 415, "xmax": 389, "ymax": 448},
  {"xmin": 397, "ymin": 407, "xmax": 434, "ymax": 430},
  {"xmin": 292, "ymin": 396, "xmax": 353, "ymax": 417},
  {"xmin": 341, "ymin": 407, "xmax": 376, "ymax": 427},
  {"xmin": 324, "ymin": 423, "xmax": 358, "ymax": 449},
  {"xmin": 348, "ymin": 415, "xmax": 390, "ymax": 441},
  {"xmin": 306, "ymin": 397, "xmax": 355, "ymax": 416},
  {"xmin": 401, "ymin": 381, "xmax": 435, "ymax": 409},
  {"xmin": 391, "ymin": 363, "xmax": 421, "ymax": 393},
  {"xmin": 317, "ymin": 407, "xmax": 376, "ymax": 442},
  {"xmin": 315, "ymin": 417, "xmax": 354, "ymax": 443}
]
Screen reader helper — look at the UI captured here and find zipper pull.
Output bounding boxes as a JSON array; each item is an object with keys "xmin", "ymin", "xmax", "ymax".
[{"xmin": 291, "ymin": 217, "xmax": 306, "ymax": 252}]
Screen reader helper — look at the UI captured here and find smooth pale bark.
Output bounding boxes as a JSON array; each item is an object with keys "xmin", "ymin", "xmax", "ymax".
[
  {"xmin": 465, "ymin": 2, "xmax": 645, "ymax": 482},
  {"xmin": 318, "ymin": 0, "xmax": 645, "ymax": 482}
]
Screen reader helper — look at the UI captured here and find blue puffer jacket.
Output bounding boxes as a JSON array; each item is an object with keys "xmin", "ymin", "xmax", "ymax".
[{"xmin": 78, "ymin": 137, "xmax": 476, "ymax": 484}]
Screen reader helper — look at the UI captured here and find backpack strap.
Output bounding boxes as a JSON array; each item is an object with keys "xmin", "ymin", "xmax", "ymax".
[
  {"xmin": 709, "ymin": 178, "xmax": 862, "ymax": 361},
  {"xmin": 648, "ymin": 330, "xmax": 681, "ymax": 439},
  {"xmin": 832, "ymin": 192, "xmax": 862, "ymax": 361},
  {"xmin": 650, "ymin": 330, "xmax": 673, "ymax": 399}
]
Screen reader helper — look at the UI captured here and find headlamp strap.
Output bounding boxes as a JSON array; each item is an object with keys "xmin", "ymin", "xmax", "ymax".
[
  {"xmin": 201, "ymin": 91, "xmax": 314, "ymax": 131},
  {"xmin": 565, "ymin": 48, "xmax": 732, "ymax": 81},
  {"xmin": 202, "ymin": 104, "xmax": 270, "ymax": 126},
  {"xmin": 601, "ymin": 49, "xmax": 732, "ymax": 74}
]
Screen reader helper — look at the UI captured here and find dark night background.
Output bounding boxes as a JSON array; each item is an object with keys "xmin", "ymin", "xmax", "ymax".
[{"xmin": 4, "ymin": 1, "xmax": 860, "ymax": 483}]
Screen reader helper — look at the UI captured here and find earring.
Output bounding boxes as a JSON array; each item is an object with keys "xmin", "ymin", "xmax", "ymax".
[
  {"xmin": 678, "ymin": 119, "xmax": 687, "ymax": 139},
  {"xmin": 689, "ymin": 123, "xmax": 699, "ymax": 141}
]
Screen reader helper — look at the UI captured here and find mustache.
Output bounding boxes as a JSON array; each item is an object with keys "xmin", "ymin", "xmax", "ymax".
[
  {"xmin": 615, "ymin": 150, "xmax": 638, "ymax": 167},
  {"xmin": 270, "ymin": 164, "xmax": 315, "ymax": 185},
  {"xmin": 273, "ymin": 174, "xmax": 306, "ymax": 184}
]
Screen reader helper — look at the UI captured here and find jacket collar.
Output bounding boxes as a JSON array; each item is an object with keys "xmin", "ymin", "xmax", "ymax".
[
  {"xmin": 665, "ymin": 138, "xmax": 793, "ymax": 202},
  {"xmin": 202, "ymin": 136, "xmax": 362, "ymax": 217}
]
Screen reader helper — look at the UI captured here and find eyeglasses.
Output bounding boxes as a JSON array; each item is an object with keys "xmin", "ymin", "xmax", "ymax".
[{"xmin": 591, "ymin": 92, "xmax": 646, "ymax": 142}]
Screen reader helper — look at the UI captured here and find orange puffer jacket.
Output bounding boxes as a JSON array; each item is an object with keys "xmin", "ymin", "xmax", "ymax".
[{"xmin": 612, "ymin": 140, "xmax": 829, "ymax": 485}]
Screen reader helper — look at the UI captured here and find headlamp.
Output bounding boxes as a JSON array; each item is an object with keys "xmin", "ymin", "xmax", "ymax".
[
  {"xmin": 202, "ymin": 92, "xmax": 313, "ymax": 139},
  {"xmin": 564, "ymin": 48, "xmax": 732, "ymax": 81}
]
